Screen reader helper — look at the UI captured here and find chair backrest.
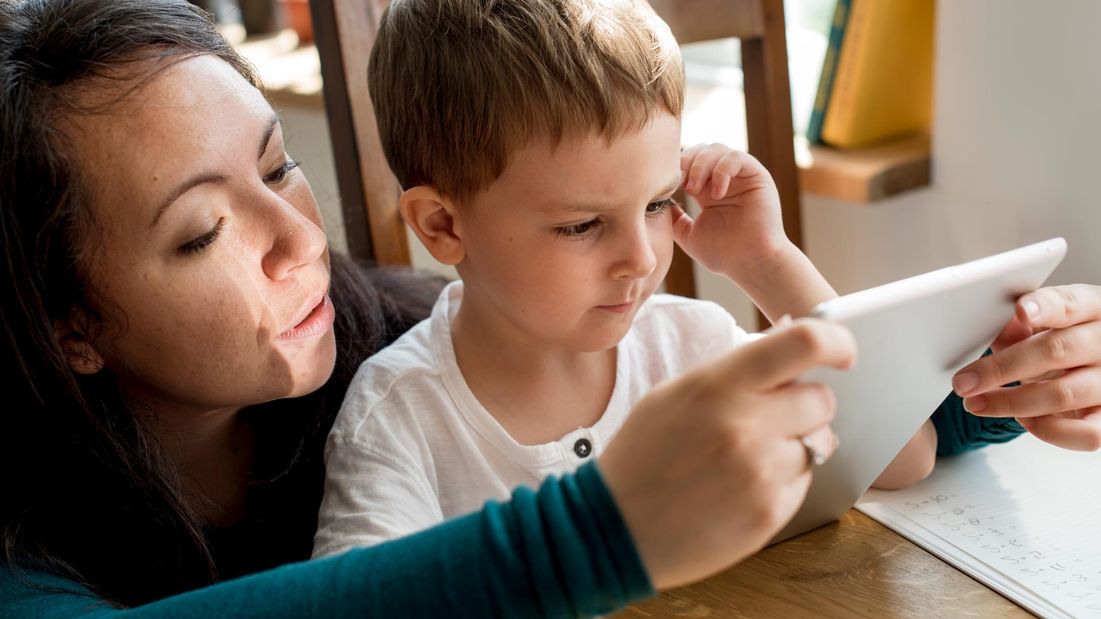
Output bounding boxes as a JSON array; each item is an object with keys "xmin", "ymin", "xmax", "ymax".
[
  {"xmin": 311, "ymin": 0, "xmax": 408, "ymax": 265},
  {"xmin": 312, "ymin": 0, "xmax": 803, "ymax": 286}
]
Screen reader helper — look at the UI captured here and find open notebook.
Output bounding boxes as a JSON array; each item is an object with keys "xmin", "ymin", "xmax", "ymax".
[{"xmin": 858, "ymin": 433, "xmax": 1101, "ymax": 619}]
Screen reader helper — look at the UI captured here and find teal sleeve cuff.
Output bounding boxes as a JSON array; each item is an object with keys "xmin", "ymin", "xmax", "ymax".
[
  {"xmin": 485, "ymin": 460, "xmax": 654, "ymax": 616},
  {"xmin": 931, "ymin": 391, "xmax": 1025, "ymax": 457},
  {"xmin": 571, "ymin": 461, "xmax": 655, "ymax": 607}
]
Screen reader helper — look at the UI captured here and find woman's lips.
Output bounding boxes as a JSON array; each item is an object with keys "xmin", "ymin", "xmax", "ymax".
[{"xmin": 278, "ymin": 294, "xmax": 335, "ymax": 340}]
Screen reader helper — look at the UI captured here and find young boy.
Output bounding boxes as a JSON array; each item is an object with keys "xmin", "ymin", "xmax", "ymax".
[{"xmin": 312, "ymin": 0, "xmax": 936, "ymax": 557}]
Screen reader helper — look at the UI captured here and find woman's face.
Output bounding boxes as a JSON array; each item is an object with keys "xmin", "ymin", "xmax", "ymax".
[{"xmin": 65, "ymin": 55, "xmax": 336, "ymax": 418}]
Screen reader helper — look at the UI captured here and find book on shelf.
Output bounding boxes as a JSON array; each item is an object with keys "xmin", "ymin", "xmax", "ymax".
[
  {"xmin": 819, "ymin": 0, "xmax": 935, "ymax": 149},
  {"xmin": 805, "ymin": 0, "xmax": 851, "ymax": 145}
]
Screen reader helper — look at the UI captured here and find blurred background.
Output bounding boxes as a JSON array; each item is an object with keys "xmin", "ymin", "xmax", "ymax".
[{"xmin": 204, "ymin": 0, "xmax": 1101, "ymax": 328}]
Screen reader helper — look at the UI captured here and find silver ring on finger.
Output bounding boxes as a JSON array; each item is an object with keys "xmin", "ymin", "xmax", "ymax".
[{"xmin": 800, "ymin": 434, "xmax": 827, "ymax": 468}]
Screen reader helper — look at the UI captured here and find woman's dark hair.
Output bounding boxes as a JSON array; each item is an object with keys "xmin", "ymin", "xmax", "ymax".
[{"xmin": 0, "ymin": 0, "xmax": 444, "ymax": 607}]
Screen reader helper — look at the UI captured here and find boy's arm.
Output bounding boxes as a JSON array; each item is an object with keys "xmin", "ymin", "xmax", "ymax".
[
  {"xmin": 872, "ymin": 386, "xmax": 1030, "ymax": 491},
  {"xmin": 724, "ymin": 241, "xmax": 837, "ymax": 323},
  {"xmin": 674, "ymin": 145, "xmax": 836, "ymax": 324},
  {"xmin": 871, "ymin": 420, "xmax": 937, "ymax": 490}
]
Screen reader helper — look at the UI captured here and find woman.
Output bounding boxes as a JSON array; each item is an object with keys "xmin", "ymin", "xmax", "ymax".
[
  {"xmin": 0, "ymin": 1, "xmax": 1096, "ymax": 616},
  {"xmin": 0, "ymin": 1, "xmax": 849, "ymax": 614}
]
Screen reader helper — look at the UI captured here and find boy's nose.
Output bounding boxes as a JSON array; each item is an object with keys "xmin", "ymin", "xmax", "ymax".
[{"xmin": 610, "ymin": 224, "xmax": 658, "ymax": 281}]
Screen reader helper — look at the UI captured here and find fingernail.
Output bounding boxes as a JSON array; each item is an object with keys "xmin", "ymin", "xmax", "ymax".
[
  {"xmin": 964, "ymin": 395, "xmax": 988, "ymax": 413},
  {"xmin": 777, "ymin": 314, "xmax": 792, "ymax": 325},
  {"xmin": 1023, "ymin": 300, "xmax": 1040, "ymax": 319},
  {"xmin": 953, "ymin": 371, "xmax": 979, "ymax": 396}
]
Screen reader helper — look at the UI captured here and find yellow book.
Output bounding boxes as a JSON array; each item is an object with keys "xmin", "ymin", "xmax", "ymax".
[{"xmin": 821, "ymin": 0, "xmax": 935, "ymax": 149}]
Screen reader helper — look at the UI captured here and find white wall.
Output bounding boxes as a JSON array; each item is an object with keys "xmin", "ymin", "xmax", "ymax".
[{"xmin": 806, "ymin": 0, "xmax": 1101, "ymax": 295}]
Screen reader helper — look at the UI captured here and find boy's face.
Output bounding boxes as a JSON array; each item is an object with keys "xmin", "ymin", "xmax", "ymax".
[{"xmin": 454, "ymin": 112, "xmax": 682, "ymax": 353}]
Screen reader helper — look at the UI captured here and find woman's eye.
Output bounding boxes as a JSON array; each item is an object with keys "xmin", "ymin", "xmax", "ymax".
[
  {"xmin": 178, "ymin": 218, "xmax": 225, "ymax": 255},
  {"xmin": 264, "ymin": 158, "xmax": 300, "ymax": 184},
  {"xmin": 646, "ymin": 197, "xmax": 678, "ymax": 216},
  {"xmin": 555, "ymin": 218, "xmax": 602, "ymax": 239}
]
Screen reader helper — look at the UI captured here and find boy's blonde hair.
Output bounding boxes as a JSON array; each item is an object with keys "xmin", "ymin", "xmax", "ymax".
[{"xmin": 369, "ymin": 0, "xmax": 685, "ymax": 200}]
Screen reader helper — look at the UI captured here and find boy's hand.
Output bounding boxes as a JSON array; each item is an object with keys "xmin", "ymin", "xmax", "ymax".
[
  {"xmin": 673, "ymin": 144, "xmax": 787, "ymax": 282},
  {"xmin": 673, "ymin": 144, "xmax": 836, "ymax": 321}
]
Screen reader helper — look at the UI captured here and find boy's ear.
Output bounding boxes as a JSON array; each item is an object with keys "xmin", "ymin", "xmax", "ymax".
[
  {"xmin": 54, "ymin": 314, "xmax": 105, "ymax": 375},
  {"xmin": 399, "ymin": 186, "xmax": 465, "ymax": 265}
]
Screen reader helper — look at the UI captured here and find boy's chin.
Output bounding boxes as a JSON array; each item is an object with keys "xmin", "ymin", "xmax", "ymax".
[{"xmin": 567, "ymin": 323, "xmax": 634, "ymax": 354}]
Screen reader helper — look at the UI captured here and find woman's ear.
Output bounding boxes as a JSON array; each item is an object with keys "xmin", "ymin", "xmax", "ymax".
[
  {"xmin": 399, "ymin": 186, "xmax": 465, "ymax": 266},
  {"xmin": 54, "ymin": 315, "xmax": 105, "ymax": 375}
]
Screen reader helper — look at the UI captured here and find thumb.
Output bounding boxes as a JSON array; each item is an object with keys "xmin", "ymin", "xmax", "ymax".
[{"xmin": 716, "ymin": 318, "xmax": 857, "ymax": 392}]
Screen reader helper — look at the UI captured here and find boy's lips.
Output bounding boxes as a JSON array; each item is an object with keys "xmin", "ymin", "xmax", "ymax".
[{"xmin": 597, "ymin": 300, "xmax": 636, "ymax": 314}]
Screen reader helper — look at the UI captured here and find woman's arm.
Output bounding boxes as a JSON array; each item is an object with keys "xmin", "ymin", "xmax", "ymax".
[{"xmin": 1, "ymin": 464, "xmax": 651, "ymax": 618}]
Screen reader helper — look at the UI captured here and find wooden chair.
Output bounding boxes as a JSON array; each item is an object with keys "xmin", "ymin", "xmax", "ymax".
[
  {"xmin": 311, "ymin": 0, "xmax": 407, "ymax": 265},
  {"xmin": 311, "ymin": 0, "xmax": 803, "ymax": 295}
]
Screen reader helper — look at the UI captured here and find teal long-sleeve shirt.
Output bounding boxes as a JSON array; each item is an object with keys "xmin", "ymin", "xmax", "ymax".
[
  {"xmin": 0, "ymin": 462, "xmax": 652, "ymax": 618},
  {"xmin": 1, "ymin": 395, "xmax": 1022, "ymax": 618}
]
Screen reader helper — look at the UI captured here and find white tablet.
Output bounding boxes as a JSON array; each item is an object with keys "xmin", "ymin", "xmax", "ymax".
[{"xmin": 771, "ymin": 237, "xmax": 1067, "ymax": 543}]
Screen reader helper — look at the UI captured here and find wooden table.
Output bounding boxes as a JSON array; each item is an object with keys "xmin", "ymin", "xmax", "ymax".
[{"xmin": 619, "ymin": 509, "xmax": 1030, "ymax": 618}]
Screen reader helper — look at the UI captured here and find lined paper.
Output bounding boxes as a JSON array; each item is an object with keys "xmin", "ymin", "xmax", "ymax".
[{"xmin": 858, "ymin": 433, "xmax": 1101, "ymax": 619}]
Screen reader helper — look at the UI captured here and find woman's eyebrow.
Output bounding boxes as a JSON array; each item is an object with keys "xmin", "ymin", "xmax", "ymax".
[
  {"xmin": 257, "ymin": 113, "xmax": 282, "ymax": 159},
  {"xmin": 149, "ymin": 114, "xmax": 283, "ymax": 229}
]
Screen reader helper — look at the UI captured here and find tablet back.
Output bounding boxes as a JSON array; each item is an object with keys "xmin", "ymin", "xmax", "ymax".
[{"xmin": 771, "ymin": 238, "xmax": 1067, "ymax": 543}]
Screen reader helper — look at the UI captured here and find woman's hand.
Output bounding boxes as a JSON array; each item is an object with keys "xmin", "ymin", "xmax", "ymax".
[
  {"xmin": 952, "ymin": 284, "xmax": 1101, "ymax": 451},
  {"xmin": 599, "ymin": 318, "xmax": 856, "ymax": 589}
]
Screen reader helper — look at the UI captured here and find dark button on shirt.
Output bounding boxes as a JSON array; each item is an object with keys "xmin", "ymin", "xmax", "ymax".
[{"xmin": 573, "ymin": 438, "xmax": 592, "ymax": 458}]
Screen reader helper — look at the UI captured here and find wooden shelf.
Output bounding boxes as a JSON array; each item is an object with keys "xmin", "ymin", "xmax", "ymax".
[{"xmin": 796, "ymin": 133, "xmax": 931, "ymax": 203}]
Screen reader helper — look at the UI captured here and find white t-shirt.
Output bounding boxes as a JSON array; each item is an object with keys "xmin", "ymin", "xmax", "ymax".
[{"xmin": 312, "ymin": 281, "xmax": 752, "ymax": 557}]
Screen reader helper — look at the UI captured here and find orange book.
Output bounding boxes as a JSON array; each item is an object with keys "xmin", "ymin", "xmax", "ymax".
[{"xmin": 821, "ymin": 0, "xmax": 935, "ymax": 149}]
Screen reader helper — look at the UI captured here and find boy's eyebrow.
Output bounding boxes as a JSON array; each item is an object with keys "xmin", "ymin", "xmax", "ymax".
[
  {"xmin": 150, "ymin": 114, "xmax": 282, "ymax": 229},
  {"xmin": 654, "ymin": 173, "xmax": 685, "ymax": 199},
  {"xmin": 553, "ymin": 173, "xmax": 685, "ymax": 213}
]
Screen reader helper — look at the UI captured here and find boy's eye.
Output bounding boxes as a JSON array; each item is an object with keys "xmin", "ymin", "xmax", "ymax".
[
  {"xmin": 178, "ymin": 217, "xmax": 225, "ymax": 255},
  {"xmin": 264, "ymin": 158, "xmax": 300, "ymax": 184},
  {"xmin": 646, "ymin": 197, "xmax": 678, "ymax": 216},
  {"xmin": 555, "ymin": 218, "xmax": 602, "ymax": 239}
]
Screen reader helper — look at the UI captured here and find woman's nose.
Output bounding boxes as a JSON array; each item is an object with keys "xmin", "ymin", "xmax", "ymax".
[{"xmin": 260, "ymin": 197, "xmax": 328, "ymax": 281}]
